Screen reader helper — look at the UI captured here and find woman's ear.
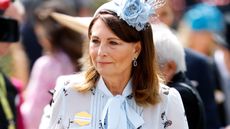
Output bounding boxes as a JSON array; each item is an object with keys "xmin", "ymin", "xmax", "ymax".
[{"xmin": 134, "ymin": 41, "xmax": 141, "ymax": 57}]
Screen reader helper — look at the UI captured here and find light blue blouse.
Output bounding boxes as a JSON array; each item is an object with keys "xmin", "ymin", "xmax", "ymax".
[{"xmin": 39, "ymin": 73, "xmax": 188, "ymax": 129}]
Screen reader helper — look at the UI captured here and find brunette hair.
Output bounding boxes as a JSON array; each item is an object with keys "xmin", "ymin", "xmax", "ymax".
[{"xmin": 77, "ymin": 10, "xmax": 160, "ymax": 105}]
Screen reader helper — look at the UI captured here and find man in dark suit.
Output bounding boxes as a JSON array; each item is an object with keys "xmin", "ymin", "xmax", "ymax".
[
  {"xmin": 185, "ymin": 48, "xmax": 221, "ymax": 129},
  {"xmin": 182, "ymin": 3, "xmax": 227, "ymax": 128}
]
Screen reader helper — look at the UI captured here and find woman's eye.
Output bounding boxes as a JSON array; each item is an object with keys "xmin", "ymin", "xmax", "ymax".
[
  {"xmin": 91, "ymin": 39, "xmax": 99, "ymax": 44},
  {"xmin": 110, "ymin": 41, "xmax": 119, "ymax": 45}
]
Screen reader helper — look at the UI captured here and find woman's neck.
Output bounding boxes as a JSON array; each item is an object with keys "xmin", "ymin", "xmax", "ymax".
[{"xmin": 103, "ymin": 74, "xmax": 130, "ymax": 96}]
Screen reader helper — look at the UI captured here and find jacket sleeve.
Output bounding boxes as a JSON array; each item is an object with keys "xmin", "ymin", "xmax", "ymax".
[{"xmin": 165, "ymin": 87, "xmax": 189, "ymax": 129}]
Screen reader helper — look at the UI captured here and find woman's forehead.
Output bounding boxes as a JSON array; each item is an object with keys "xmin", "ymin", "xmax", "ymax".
[{"xmin": 90, "ymin": 19, "xmax": 117, "ymax": 38}]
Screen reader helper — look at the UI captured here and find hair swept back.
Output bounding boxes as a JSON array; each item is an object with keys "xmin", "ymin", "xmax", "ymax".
[{"xmin": 75, "ymin": 10, "xmax": 161, "ymax": 106}]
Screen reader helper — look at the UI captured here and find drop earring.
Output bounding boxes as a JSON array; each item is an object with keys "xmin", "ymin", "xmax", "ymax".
[{"xmin": 133, "ymin": 57, "xmax": 137, "ymax": 67}]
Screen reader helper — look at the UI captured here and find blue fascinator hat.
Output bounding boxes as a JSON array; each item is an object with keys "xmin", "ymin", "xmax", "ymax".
[
  {"xmin": 94, "ymin": 0, "xmax": 166, "ymax": 31},
  {"xmin": 183, "ymin": 3, "xmax": 227, "ymax": 46},
  {"xmin": 183, "ymin": 3, "xmax": 224, "ymax": 33}
]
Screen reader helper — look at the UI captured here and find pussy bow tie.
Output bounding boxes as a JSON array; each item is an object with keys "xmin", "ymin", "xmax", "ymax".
[{"xmin": 101, "ymin": 95, "xmax": 144, "ymax": 129}]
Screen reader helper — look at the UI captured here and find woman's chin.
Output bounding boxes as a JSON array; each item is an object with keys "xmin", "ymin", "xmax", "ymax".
[{"xmin": 97, "ymin": 70, "xmax": 114, "ymax": 77}]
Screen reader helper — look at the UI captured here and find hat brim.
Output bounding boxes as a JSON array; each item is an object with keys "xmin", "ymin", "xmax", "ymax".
[{"xmin": 51, "ymin": 12, "xmax": 92, "ymax": 35}]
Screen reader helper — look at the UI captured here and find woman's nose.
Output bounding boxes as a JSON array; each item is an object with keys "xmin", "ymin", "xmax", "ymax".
[{"xmin": 97, "ymin": 43, "xmax": 108, "ymax": 56}]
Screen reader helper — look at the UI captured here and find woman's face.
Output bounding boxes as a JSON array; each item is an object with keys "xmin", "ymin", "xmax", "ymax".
[
  {"xmin": 89, "ymin": 18, "xmax": 141, "ymax": 78},
  {"xmin": 188, "ymin": 31, "xmax": 216, "ymax": 56}
]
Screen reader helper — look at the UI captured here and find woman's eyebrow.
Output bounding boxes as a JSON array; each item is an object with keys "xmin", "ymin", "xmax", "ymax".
[{"xmin": 107, "ymin": 37, "xmax": 120, "ymax": 40}]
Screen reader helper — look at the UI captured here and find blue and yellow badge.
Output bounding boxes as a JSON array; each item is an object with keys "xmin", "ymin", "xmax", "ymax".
[{"xmin": 74, "ymin": 112, "xmax": 92, "ymax": 126}]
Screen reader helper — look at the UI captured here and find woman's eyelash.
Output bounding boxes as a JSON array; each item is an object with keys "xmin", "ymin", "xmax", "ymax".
[
  {"xmin": 91, "ymin": 39, "xmax": 99, "ymax": 43},
  {"xmin": 110, "ymin": 41, "xmax": 119, "ymax": 45}
]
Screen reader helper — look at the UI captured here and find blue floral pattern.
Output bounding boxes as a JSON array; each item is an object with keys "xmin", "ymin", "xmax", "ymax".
[{"xmin": 113, "ymin": 0, "xmax": 154, "ymax": 31}]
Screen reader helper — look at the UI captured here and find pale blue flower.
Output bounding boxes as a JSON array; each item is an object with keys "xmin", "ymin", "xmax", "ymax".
[{"xmin": 118, "ymin": 0, "xmax": 154, "ymax": 31}]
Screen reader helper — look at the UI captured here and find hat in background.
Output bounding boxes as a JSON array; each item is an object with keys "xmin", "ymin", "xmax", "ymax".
[
  {"xmin": 183, "ymin": 3, "xmax": 227, "ymax": 46},
  {"xmin": 51, "ymin": 12, "xmax": 92, "ymax": 35},
  {"xmin": 184, "ymin": 3, "xmax": 224, "ymax": 33}
]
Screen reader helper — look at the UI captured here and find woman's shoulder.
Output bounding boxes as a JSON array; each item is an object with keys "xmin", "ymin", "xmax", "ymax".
[
  {"xmin": 34, "ymin": 54, "xmax": 71, "ymax": 69},
  {"xmin": 159, "ymin": 83, "xmax": 180, "ymax": 96},
  {"xmin": 32, "ymin": 55, "xmax": 59, "ymax": 73},
  {"xmin": 54, "ymin": 72, "xmax": 86, "ymax": 92},
  {"xmin": 34, "ymin": 55, "xmax": 53, "ymax": 65},
  {"xmin": 56, "ymin": 72, "xmax": 85, "ymax": 83},
  {"xmin": 39, "ymin": 73, "xmax": 91, "ymax": 129},
  {"xmin": 143, "ymin": 83, "xmax": 188, "ymax": 129},
  {"xmin": 51, "ymin": 72, "xmax": 91, "ymax": 107},
  {"xmin": 159, "ymin": 83, "xmax": 182, "ymax": 104}
]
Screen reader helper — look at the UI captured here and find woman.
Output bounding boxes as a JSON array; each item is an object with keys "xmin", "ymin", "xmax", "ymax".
[{"xmin": 40, "ymin": 0, "xmax": 188, "ymax": 128}]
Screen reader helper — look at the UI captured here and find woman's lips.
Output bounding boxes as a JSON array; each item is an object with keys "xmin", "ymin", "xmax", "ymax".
[{"xmin": 97, "ymin": 62, "xmax": 112, "ymax": 65}]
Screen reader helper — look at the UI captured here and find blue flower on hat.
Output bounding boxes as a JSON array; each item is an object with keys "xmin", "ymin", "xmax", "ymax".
[
  {"xmin": 95, "ymin": 0, "xmax": 166, "ymax": 31},
  {"xmin": 118, "ymin": 0, "xmax": 154, "ymax": 31}
]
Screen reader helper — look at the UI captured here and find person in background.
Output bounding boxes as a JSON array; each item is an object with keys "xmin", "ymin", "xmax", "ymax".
[
  {"xmin": 0, "ymin": 1, "xmax": 19, "ymax": 129},
  {"xmin": 0, "ymin": 44, "xmax": 18, "ymax": 129},
  {"xmin": 213, "ymin": 8, "xmax": 230, "ymax": 128},
  {"xmin": 179, "ymin": 3, "xmax": 228, "ymax": 127},
  {"xmin": 181, "ymin": 3, "xmax": 225, "ymax": 57},
  {"xmin": 3, "ymin": 0, "xmax": 29, "ymax": 92},
  {"xmin": 20, "ymin": 1, "xmax": 84, "ymax": 129},
  {"xmin": 155, "ymin": 0, "xmax": 185, "ymax": 29},
  {"xmin": 152, "ymin": 23, "xmax": 206, "ymax": 129},
  {"xmin": 156, "ymin": 1, "xmax": 222, "ymax": 128},
  {"xmin": 20, "ymin": 0, "xmax": 44, "ymax": 73},
  {"xmin": 39, "ymin": 0, "xmax": 189, "ymax": 128},
  {"xmin": 19, "ymin": 0, "xmax": 93, "ymax": 72}
]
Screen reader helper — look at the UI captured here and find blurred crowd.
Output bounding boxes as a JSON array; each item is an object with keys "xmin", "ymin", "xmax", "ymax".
[{"xmin": 0, "ymin": 0, "xmax": 230, "ymax": 129}]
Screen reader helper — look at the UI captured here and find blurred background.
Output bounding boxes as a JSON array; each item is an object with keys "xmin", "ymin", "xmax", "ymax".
[{"xmin": 1, "ymin": 0, "xmax": 230, "ymax": 129}]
